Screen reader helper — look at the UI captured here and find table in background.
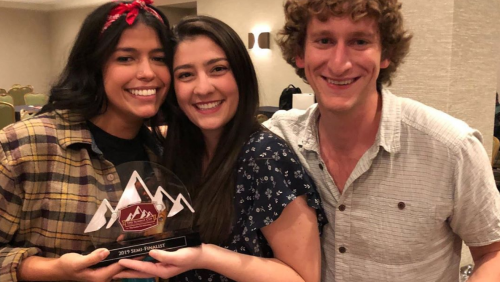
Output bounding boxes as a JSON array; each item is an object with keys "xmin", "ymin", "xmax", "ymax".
[
  {"xmin": 14, "ymin": 105, "xmax": 40, "ymax": 121},
  {"xmin": 258, "ymin": 106, "xmax": 279, "ymax": 119}
]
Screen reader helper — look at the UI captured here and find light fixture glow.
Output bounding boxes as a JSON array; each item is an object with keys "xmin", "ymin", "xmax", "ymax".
[
  {"xmin": 257, "ymin": 32, "xmax": 270, "ymax": 49},
  {"xmin": 248, "ymin": 33, "xmax": 255, "ymax": 49}
]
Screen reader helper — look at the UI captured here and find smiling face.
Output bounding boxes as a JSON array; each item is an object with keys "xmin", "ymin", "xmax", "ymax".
[
  {"xmin": 100, "ymin": 22, "xmax": 170, "ymax": 128},
  {"xmin": 296, "ymin": 16, "xmax": 389, "ymax": 115},
  {"xmin": 173, "ymin": 35, "xmax": 239, "ymax": 141}
]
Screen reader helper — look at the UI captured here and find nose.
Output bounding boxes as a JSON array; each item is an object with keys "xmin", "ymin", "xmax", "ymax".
[
  {"xmin": 328, "ymin": 41, "xmax": 352, "ymax": 76},
  {"xmin": 193, "ymin": 73, "xmax": 215, "ymax": 96},
  {"xmin": 136, "ymin": 59, "xmax": 155, "ymax": 81}
]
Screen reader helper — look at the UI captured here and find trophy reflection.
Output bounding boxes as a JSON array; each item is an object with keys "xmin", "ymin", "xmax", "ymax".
[{"xmin": 84, "ymin": 161, "xmax": 201, "ymax": 268}]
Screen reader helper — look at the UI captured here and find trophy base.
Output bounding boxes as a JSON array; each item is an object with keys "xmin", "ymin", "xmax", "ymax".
[{"xmin": 85, "ymin": 231, "xmax": 201, "ymax": 268}]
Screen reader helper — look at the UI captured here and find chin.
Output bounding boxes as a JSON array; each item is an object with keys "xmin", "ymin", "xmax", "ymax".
[
  {"xmin": 320, "ymin": 102, "xmax": 354, "ymax": 113},
  {"xmin": 199, "ymin": 124, "xmax": 224, "ymax": 132},
  {"xmin": 135, "ymin": 110, "xmax": 158, "ymax": 119}
]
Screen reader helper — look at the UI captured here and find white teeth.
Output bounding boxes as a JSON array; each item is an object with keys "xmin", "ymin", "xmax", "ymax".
[
  {"xmin": 327, "ymin": 78, "xmax": 354, "ymax": 85},
  {"xmin": 197, "ymin": 101, "xmax": 222, "ymax": 110},
  {"xmin": 129, "ymin": 89, "xmax": 156, "ymax": 96}
]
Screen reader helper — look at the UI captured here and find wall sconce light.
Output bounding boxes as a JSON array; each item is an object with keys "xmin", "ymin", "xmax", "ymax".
[
  {"xmin": 248, "ymin": 32, "xmax": 270, "ymax": 49},
  {"xmin": 248, "ymin": 33, "xmax": 255, "ymax": 49},
  {"xmin": 258, "ymin": 32, "xmax": 270, "ymax": 49}
]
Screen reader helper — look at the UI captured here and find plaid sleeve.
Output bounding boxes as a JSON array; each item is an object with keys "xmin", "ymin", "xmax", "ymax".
[{"xmin": 0, "ymin": 143, "xmax": 40, "ymax": 281}]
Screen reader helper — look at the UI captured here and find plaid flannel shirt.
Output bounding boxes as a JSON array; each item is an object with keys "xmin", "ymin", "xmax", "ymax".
[{"xmin": 0, "ymin": 110, "xmax": 161, "ymax": 281}]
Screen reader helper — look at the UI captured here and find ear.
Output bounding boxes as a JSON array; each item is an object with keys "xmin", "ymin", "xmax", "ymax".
[
  {"xmin": 380, "ymin": 58, "xmax": 390, "ymax": 69},
  {"xmin": 295, "ymin": 55, "xmax": 305, "ymax": 68}
]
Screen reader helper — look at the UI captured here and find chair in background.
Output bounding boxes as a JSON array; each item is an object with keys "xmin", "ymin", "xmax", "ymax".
[
  {"xmin": 256, "ymin": 114, "xmax": 269, "ymax": 123},
  {"xmin": 0, "ymin": 88, "xmax": 6, "ymax": 94},
  {"xmin": 0, "ymin": 102, "xmax": 15, "ymax": 129},
  {"xmin": 492, "ymin": 136, "xmax": 500, "ymax": 167},
  {"xmin": 19, "ymin": 109, "xmax": 37, "ymax": 120},
  {"xmin": 0, "ymin": 94, "xmax": 14, "ymax": 105},
  {"xmin": 8, "ymin": 86, "xmax": 33, "ymax": 106},
  {"xmin": 24, "ymin": 93, "xmax": 48, "ymax": 106}
]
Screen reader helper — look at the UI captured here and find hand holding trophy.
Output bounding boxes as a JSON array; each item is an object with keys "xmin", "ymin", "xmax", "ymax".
[{"xmin": 84, "ymin": 161, "xmax": 201, "ymax": 268}]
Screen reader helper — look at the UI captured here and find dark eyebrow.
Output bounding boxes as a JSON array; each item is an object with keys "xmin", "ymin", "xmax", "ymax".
[
  {"xmin": 309, "ymin": 30, "xmax": 377, "ymax": 40},
  {"xmin": 173, "ymin": 64, "xmax": 192, "ymax": 72},
  {"xmin": 309, "ymin": 30, "xmax": 332, "ymax": 38},
  {"xmin": 205, "ymin": 57, "xmax": 228, "ymax": 66},
  {"xmin": 350, "ymin": 31, "xmax": 377, "ymax": 39},
  {"xmin": 173, "ymin": 57, "xmax": 228, "ymax": 73},
  {"xmin": 114, "ymin": 47, "xmax": 165, "ymax": 53}
]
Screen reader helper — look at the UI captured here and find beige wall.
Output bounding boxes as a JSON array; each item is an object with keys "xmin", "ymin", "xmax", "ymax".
[
  {"xmin": 49, "ymin": 7, "xmax": 95, "ymax": 81},
  {"xmin": 498, "ymin": 63, "xmax": 500, "ymax": 94},
  {"xmin": 391, "ymin": 0, "xmax": 454, "ymax": 111},
  {"xmin": 447, "ymin": 0, "xmax": 499, "ymax": 150},
  {"xmin": 0, "ymin": 8, "xmax": 51, "ymax": 94},
  {"xmin": 158, "ymin": 7, "xmax": 196, "ymax": 26},
  {"xmin": 393, "ymin": 0, "xmax": 499, "ymax": 153}
]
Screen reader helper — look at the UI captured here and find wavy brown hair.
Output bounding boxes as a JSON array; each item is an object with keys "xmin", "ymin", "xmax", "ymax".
[{"xmin": 277, "ymin": 0, "xmax": 412, "ymax": 87}]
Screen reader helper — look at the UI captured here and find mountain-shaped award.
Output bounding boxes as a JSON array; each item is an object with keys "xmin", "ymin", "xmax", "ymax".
[{"xmin": 83, "ymin": 161, "xmax": 201, "ymax": 268}]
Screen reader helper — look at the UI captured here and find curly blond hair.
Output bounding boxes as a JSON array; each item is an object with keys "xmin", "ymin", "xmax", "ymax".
[{"xmin": 277, "ymin": 0, "xmax": 412, "ymax": 86}]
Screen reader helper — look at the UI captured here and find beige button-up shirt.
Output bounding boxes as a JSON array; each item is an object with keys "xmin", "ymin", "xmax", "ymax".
[{"xmin": 264, "ymin": 89, "xmax": 500, "ymax": 282}]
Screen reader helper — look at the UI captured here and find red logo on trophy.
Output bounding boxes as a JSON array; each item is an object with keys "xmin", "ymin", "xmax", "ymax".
[{"xmin": 119, "ymin": 203, "xmax": 159, "ymax": 232}]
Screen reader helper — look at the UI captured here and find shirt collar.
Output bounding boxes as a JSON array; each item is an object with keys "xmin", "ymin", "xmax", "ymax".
[
  {"xmin": 298, "ymin": 104, "xmax": 321, "ymax": 152},
  {"xmin": 54, "ymin": 110, "xmax": 93, "ymax": 149},
  {"xmin": 378, "ymin": 88, "xmax": 401, "ymax": 154},
  {"xmin": 54, "ymin": 110, "xmax": 162, "ymax": 156},
  {"xmin": 298, "ymin": 89, "xmax": 402, "ymax": 154}
]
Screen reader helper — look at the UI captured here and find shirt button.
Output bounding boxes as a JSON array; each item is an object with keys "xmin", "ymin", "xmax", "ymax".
[
  {"xmin": 339, "ymin": 246, "xmax": 347, "ymax": 253},
  {"xmin": 107, "ymin": 174, "xmax": 115, "ymax": 181},
  {"xmin": 398, "ymin": 202, "xmax": 406, "ymax": 210},
  {"xmin": 319, "ymin": 163, "xmax": 324, "ymax": 170},
  {"xmin": 338, "ymin": 204, "xmax": 346, "ymax": 211}
]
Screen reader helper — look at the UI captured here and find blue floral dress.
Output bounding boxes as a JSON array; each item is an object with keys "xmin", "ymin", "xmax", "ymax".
[{"xmin": 171, "ymin": 130, "xmax": 327, "ymax": 282}]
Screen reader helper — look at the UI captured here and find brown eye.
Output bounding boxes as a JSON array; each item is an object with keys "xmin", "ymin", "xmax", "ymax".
[
  {"xmin": 213, "ymin": 66, "xmax": 228, "ymax": 72},
  {"xmin": 152, "ymin": 56, "xmax": 166, "ymax": 63},
  {"xmin": 117, "ymin": 56, "xmax": 133, "ymax": 62},
  {"xmin": 177, "ymin": 72, "xmax": 192, "ymax": 79},
  {"xmin": 319, "ymin": 38, "xmax": 330, "ymax": 44},
  {"xmin": 354, "ymin": 39, "xmax": 368, "ymax": 45}
]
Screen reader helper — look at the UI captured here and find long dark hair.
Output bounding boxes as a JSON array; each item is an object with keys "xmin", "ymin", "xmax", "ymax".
[
  {"xmin": 163, "ymin": 15, "xmax": 262, "ymax": 244},
  {"xmin": 40, "ymin": 1, "xmax": 175, "ymax": 140}
]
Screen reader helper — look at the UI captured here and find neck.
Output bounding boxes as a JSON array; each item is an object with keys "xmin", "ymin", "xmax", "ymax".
[
  {"xmin": 89, "ymin": 115, "xmax": 143, "ymax": 139},
  {"xmin": 318, "ymin": 92, "xmax": 382, "ymax": 155},
  {"xmin": 202, "ymin": 130, "xmax": 221, "ymax": 171}
]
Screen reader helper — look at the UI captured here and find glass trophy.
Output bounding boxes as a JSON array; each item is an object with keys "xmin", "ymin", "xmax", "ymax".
[{"xmin": 84, "ymin": 161, "xmax": 201, "ymax": 268}]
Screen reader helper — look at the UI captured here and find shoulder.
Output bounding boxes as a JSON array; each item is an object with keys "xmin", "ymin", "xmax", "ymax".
[
  {"xmin": 237, "ymin": 130, "xmax": 302, "ymax": 172},
  {"xmin": 0, "ymin": 111, "xmax": 63, "ymax": 162},
  {"xmin": 263, "ymin": 105, "xmax": 317, "ymax": 140},
  {"xmin": 242, "ymin": 130, "xmax": 293, "ymax": 156},
  {"xmin": 399, "ymin": 96, "xmax": 480, "ymax": 149},
  {"xmin": 0, "ymin": 112, "xmax": 58, "ymax": 145}
]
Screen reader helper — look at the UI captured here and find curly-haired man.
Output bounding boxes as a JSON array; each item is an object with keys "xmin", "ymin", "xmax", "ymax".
[{"xmin": 264, "ymin": 0, "xmax": 500, "ymax": 281}]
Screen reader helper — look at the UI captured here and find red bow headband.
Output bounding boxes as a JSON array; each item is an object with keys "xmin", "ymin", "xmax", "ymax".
[{"xmin": 101, "ymin": 0, "xmax": 164, "ymax": 33}]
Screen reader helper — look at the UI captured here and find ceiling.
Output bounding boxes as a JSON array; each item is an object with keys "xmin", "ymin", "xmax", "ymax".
[{"xmin": 0, "ymin": 0, "xmax": 196, "ymax": 11}]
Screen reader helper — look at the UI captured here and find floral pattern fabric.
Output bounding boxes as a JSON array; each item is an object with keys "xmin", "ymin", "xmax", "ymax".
[{"xmin": 172, "ymin": 130, "xmax": 327, "ymax": 282}]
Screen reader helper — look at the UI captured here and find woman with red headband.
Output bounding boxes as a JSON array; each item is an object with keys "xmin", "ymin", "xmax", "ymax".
[{"xmin": 0, "ymin": 1, "xmax": 173, "ymax": 281}]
